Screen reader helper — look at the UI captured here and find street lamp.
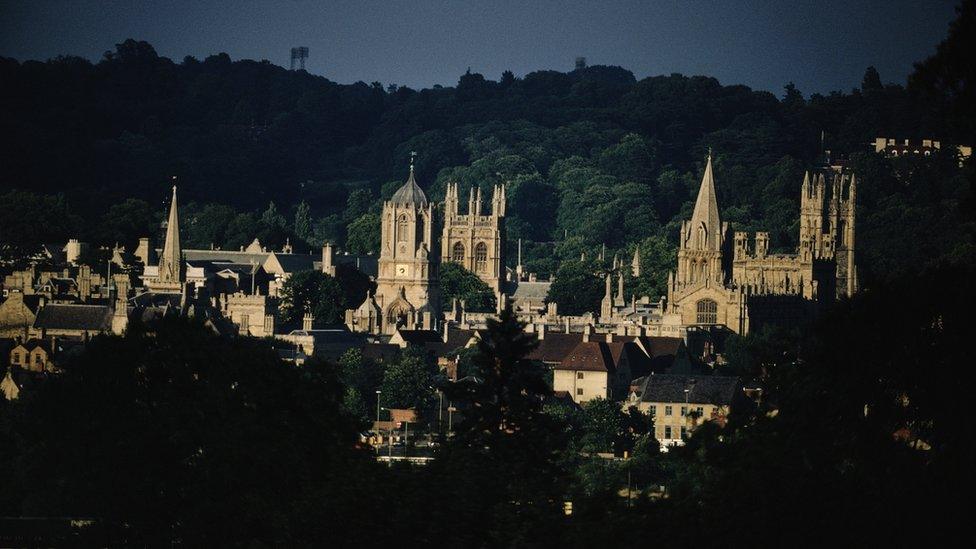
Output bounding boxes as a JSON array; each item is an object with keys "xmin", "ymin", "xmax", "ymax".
[
  {"xmin": 375, "ymin": 390, "xmax": 382, "ymax": 423},
  {"xmin": 375, "ymin": 390, "xmax": 382, "ymax": 455}
]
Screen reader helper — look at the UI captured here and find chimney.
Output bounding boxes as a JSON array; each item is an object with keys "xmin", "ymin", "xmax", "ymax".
[
  {"xmin": 322, "ymin": 242, "xmax": 335, "ymax": 275},
  {"xmin": 583, "ymin": 324, "xmax": 592, "ymax": 342},
  {"xmin": 302, "ymin": 313, "xmax": 313, "ymax": 331},
  {"xmin": 605, "ymin": 332, "xmax": 614, "ymax": 343},
  {"xmin": 564, "ymin": 317, "xmax": 571, "ymax": 334},
  {"xmin": 537, "ymin": 323, "xmax": 546, "ymax": 340}
]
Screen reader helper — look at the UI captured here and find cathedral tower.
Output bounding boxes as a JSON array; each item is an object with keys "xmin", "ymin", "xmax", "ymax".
[
  {"xmin": 441, "ymin": 182, "xmax": 506, "ymax": 293},
  {"xmin": 145, "ymin": 185, "xmax": 185, "ymax": 293},
  {"xmin": 674, "ymin": 154, "xmax": 729, "ymax": 288},
  {"xmin": 374, "ymin": 162, "xmax": 439, "ymax": 333}
]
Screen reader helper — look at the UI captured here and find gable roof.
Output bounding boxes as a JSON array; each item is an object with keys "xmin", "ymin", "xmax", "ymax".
[
  {"xmin": 666, "ymin": 341, "xmax": 710, "ymax": 376},
  {"xmin": 427, "ymin": 327, "xmax": 480, "ymax": 357},
  {"xmin": 32, "ymin": 304, "xmax": 111, "ymax": 332},
  {"xmin": 395, "ymin": 329, "xmax": 443, "ymax": 346},
  {"xmin": 525, "ymin": 332, "xmax": 584, "ymax": 363},
  {"xmin": 637, "ymin": 374, "xmax": 739, "ymax": 405},
  {"xmin": 557, "ymin": 341, "xmax": 616, "ymax": 372}
]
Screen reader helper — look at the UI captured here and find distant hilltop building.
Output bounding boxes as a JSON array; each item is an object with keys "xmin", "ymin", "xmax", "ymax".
[{"xmin": 874, "ymin": 137, "xmax": 972, "ymax": 163}]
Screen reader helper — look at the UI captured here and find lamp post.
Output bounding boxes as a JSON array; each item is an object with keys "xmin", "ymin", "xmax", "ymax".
[
  {"xmin": 683, "ymin": 388, "xmax": 691, "ymax": 440},
  {"xmin": 382, "ymin": 407, "xmax": 393, "ymax": 465},
  {"xmin": 447, "ymin": 403, "xmax": 456, "ymax": 434},
  {"xmin": 375, "ymin": 390, "xmax": 382, "ymax": 454}
]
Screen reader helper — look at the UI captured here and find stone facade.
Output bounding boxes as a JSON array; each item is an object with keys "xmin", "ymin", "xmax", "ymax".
[
  {"xmin": 144, "ymin": 185, "xmax": 185, "ymax": 294},
  {"xmin": 441, "ymin": 183, "xmax": 506, "ymax": 293},
  {"xmin": 667, "ymin": 155, "xmax": 857, "ymax": 334},
  {"xmin": 370, "ymin": 165, "xmax": 439, "ymax": 334}
]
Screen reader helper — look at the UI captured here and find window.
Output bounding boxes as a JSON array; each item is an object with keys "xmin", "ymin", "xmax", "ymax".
[
  {"xmin": 696, "ymin": 406, "xmax": 704, "ymax": 417},
  {"xmin": 696, "ymin": 299, "xmax": 718, "ymax": 324},
  {"xmin": 11, "ymin": 352, "xmax": 20, "ymax": 365},
  {"xmin": 649, "ymin": 406, "xmax": 656, "ymax": 417},
  {"xmin": 664, "ymin": 405, "xmax": 672, "ymax": 416},
  {"xmin": 474, "ymin": 242, "xmax": 488, "ymax": 272},
  {"xmin": 680, "ymin": 426, "xmax": 687, "ymax": 439},
  {"xmin": 696, "ymin": 223, "xmax": 707, "ymax": 250},
  {"xmin": 576, "ymin": 388, "xmax": 584, "ymax": 396},
  {"xmin": 576, "ymin": 371, "xmax": 584, "ymax": 379},
  {"xmin": 396, "ymin": 215, "xmax": 408, "ymax": 243},
  {"xmin": 451, "ymin": 242, "xmax": 465, "ymax": 262},
  {"xmin": 664, "ymin": 426, "xmax": 672, "ymax": 439},
  {"xmin": 680, "ymin": 406, "xmax": 687, "ymax": 417}
]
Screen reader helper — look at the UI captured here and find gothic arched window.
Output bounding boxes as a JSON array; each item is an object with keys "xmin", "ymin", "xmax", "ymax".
[
  {"xmin": 475, "ymin": 242, "xmax": 488, "ymax": 273},
  {"xmin": 696, "ymin": 223, "xmax": 707, "ymax": 250},
  {"xmin": 696, "ymin": 299, "xmax": 718, "ymax": 325},
  {"xmin": 452, "ymin": 242, "xmax": 465, "ymax": 262},
  {"xmin": 396, "ymin": 215, "xmax": 408, "ymax": 243}
]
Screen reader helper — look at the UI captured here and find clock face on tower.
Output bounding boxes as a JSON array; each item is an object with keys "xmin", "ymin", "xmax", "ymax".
[{"xmin": 396, "ymin": 264, "xmax": 409, "ymax": 277}]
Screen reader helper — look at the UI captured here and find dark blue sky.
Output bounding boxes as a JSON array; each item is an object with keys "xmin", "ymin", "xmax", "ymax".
[{"xmin": 0, "ymin": 0, "xmax": 959, "ymax": 95}]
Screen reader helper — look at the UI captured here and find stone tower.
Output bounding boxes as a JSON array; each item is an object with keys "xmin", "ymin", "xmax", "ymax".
[
  {"xmin": 674, "ymin": 154, "xmax": 729, "ymax": 287},
  {"xmin": 441, "ymin": 182, "xmax": 507, "ymax": 293},
  {"xmin": 799, "ymin": 170, "xmax": 858, "ymax": 298},
  {"xmin": 146, "ymin": 185, "xmax": 185, "ymax": 293},
  {"xmin": 373, "ymin": 163, "xmax": 439, "ymax": 334}
]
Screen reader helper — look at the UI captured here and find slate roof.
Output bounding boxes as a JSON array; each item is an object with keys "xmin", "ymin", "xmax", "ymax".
[
  {"xmin": 389, "ymin": 169, "xmax": 429, "ymax": 206},
  {"xmin": 557, "ymin": 341, "xmax": 616, "ymax": 372},
  {"xmin": 181, "ymin": 249, "xmax": 270, "ymax": 264},
  {"xmin": 32, "ymin": 304, "xmax": 111, "ymax": 332},
  {"xmin": 396, "ymin": 329, "xmax": 443, "ymax": 346},
  {"xmin": 427, "ymin": 328, "xmax": 479, "ymax": 357},
  {"xmin": 268, "ymin": 253, "xmax": 318, "ymax": 275},
  {"xmin": 506, "ymin": 280, "xmax": 551, "ymax": 302},
  {"xmin": 666, "ymin": 342, "xmax": 710, "ymax": 376},
  {"xmin": 636, "ymin": 374, "xmax": 740, "ymax": 405},
  {"xmin": 362, "ymin": 343, "xmax": 400, "ymax": 362},
  {"xmin": 525, "ymin": 332, "xmax": 584, "ymax": 363},
  {"xmin": 608, "ymin": 340, "xmax": 654, "ymax": 378},
  {"xmin": 333, "ymin": 254, "xmax": 379, "ymax": 278}
]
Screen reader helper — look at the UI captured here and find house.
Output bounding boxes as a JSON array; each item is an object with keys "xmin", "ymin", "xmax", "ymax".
[
  {"xmin": 626, "ymin": 373, "xmax": 740, "ymax": 449},
  {"xmin": 9, "ymin": 339, "xmax": 56, "ymax": 373},
  {"xmin": 553, "ymin": 340, "xmax": 632, "ymax": 404}
]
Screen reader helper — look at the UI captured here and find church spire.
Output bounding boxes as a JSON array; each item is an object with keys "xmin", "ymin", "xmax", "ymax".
[
  {"xmin": 159, "ymin": 183, "xmax": 183, "ymax": 284},
  {"xmin": 689, "ymin": 152, "xmax": 722, "ymax": 251}
]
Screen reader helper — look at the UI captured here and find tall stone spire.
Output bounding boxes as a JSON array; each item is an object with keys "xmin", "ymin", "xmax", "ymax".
[
  {"xmin": 158, "ymin": 185, "xmax": 183, "ymax": 284},
  {"xmin": 631, "ymin": 246, "xmax": 641, "ymax": 277},
  {"xmin": 600, "ymin": 273, "xmax": 613, "ymax": 320},
  {"xmin": 689, "ymin": 153, "xmax": 722, "ymax": 251}
]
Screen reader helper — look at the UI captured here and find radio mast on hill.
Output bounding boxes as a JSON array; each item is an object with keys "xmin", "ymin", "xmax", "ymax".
[{"xmin": 290, "ymin": 47, "xmax": 309, "ymax": 71}]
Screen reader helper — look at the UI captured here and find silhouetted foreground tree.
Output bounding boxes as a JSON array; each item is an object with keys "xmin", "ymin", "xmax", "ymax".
[{"xmin": 0, "ymin": 318, "xmax": 382, "ymax": 545}]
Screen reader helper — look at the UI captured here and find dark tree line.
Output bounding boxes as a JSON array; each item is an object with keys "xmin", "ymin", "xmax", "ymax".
[{"xmin": 4, "ymin": 4, "xmax": 974, "ymax": 315}]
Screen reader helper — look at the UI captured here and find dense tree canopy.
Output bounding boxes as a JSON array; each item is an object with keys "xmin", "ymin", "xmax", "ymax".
[{"xmin": 4, "ymin": 22, "xmax": 974, "ymax": 312}]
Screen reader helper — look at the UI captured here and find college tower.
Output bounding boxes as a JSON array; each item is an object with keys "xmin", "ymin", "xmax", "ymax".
[
  {"xmin": 370, "ymin": 164, "xmax": 440, "ymax": 334},
  {"xmin": 440, "ymin": 183, "xmax": 506, "ymax": 294}
]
